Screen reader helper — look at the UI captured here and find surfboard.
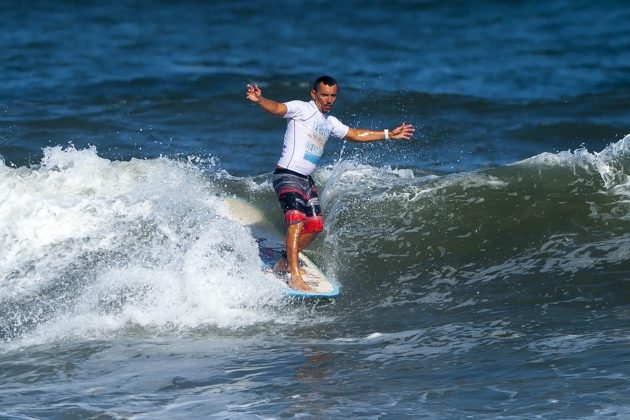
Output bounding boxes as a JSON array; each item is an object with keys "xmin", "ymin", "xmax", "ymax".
[{"xmin": 221, "ymin": 197, "xmax": 340, "ymax": 299}]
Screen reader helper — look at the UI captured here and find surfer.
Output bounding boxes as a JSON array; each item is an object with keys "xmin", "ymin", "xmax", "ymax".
[{"xmin": 246, "ymin": 76, "xmax": 414, "ymax": 291}]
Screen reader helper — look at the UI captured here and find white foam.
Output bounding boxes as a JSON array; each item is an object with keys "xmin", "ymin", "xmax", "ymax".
[
  {"xmin": 319, "ymin": 160, "xmax": 426, "ymax": 206},
  {"xmin": 521, "ymin": 134, "xmax": 630, "ymax": 190},
  {"xmin": 0, "ymin": 146, "xmax": 290, "ymax": 348},
  {"xmin": 320, "ymin": 159, "xmax": 504, "ymax": 208}
]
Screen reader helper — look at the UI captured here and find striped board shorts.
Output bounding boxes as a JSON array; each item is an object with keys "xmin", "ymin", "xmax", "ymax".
[{"xmin": 271, "ymin": 167, "xmax": 324, "ymax": 234}]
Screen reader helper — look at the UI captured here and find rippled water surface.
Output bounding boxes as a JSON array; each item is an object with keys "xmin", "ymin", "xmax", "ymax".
[{"xmin": 1, "ymin": 1, "xmax": 630, "ymax": 418}]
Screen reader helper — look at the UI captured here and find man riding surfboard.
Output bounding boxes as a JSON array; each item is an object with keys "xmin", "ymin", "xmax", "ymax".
[{"xmin": 246, "ymin": 76, "xmax": 414, "ymax": 291}]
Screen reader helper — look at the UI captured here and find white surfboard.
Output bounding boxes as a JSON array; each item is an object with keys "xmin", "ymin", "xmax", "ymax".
[{"xmin": 221, "ymin": 197, "xmax": 339, "ymax": 299}]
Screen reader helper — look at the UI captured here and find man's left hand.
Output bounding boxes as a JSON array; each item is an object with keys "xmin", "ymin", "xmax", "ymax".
[{"xmin": 390, "ymin": 123, "xmax": 415, "ymax": 140}]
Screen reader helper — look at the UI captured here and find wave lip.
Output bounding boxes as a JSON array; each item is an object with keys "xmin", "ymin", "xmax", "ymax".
[{"xmin": 520, "ymin": 134, "xmax": 630, "ymax": 191}]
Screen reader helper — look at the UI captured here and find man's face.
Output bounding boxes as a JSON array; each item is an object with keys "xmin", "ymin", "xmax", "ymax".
[{"xmin": 311, "ymin": 83, "xmax": 338, "ymax": 113}]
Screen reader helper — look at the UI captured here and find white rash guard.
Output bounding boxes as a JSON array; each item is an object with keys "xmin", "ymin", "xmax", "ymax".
[{"xmin": 277, "ymin": 100, "xmax": 349, "ymax": 176}]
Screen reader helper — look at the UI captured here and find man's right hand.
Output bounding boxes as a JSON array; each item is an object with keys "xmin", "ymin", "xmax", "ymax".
[
  {"xmin": 246, "ymin": 84, "xmax": 262, "ymax": 102},
  {"xmin": 246, "ymin": 83, "xmax": 287, "ymax": 116}
]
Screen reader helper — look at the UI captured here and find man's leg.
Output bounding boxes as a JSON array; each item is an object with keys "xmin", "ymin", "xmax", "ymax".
[
  {"xmin": 271, "ymin": 171, "xmax": 321, "ymax": 289},
  {"xmin": 285, "ymin": 221, "xmax": 312, "ymax": 291},
  {"xmin": 273, "ymin": 228, "xmax": 319, "ymax": 274},
  {"xmin": 298, "ymin": 231, "xmax": 319, "ymax": 252}
]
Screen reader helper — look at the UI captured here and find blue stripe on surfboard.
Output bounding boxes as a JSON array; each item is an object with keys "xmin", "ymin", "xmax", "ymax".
[{"xmin": 281, "ymin": 282, "xmax": 340, "ymax": 299}]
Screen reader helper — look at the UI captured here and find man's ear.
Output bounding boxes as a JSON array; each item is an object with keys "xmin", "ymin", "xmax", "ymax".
[{"xmin": 310, "ymin": 90, "xmax": 317, "ymax": 100}]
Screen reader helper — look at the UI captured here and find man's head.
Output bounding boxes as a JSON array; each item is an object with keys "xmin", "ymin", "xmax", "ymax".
[{"xmin": 311, "ymin": 75, "xmax": 338, "ymax": 113}]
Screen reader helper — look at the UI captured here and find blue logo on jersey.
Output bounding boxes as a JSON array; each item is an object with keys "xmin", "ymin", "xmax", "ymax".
[{"xmin": 304, "ymin": 151, "xmax": 321, "ymax": 165}]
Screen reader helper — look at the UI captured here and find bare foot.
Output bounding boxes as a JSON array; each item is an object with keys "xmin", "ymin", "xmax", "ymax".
[
  {"xmin": 273, "ymin": 258, "xmax": 307, "ymax": 275},
  {"xmin": 288, "ymin": 273, "xmax": 313, "ymax": 292}
]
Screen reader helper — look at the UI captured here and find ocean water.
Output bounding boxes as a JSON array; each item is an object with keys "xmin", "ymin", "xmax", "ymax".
[{"xmin": 1, "ymin": 1, "xmax": 630, "ymax": 418}]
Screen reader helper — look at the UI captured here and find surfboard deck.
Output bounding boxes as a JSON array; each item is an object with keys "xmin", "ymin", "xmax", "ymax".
[{"xmin": 221, "ymin": 197, "xmax": 340, "ymax": 299}]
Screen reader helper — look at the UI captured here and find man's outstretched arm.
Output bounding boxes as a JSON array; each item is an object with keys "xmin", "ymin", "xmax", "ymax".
[
  {"xmin": 246, "ymin": 84, "xmax": 287, "ymax": 116},
  {"xmin": 345, "ymin": 123, "xmax": 415, "ymax": 142}
]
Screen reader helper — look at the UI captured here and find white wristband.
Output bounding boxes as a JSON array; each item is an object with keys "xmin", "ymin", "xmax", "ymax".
[{"xmin": 384, "ymin": 129, "xmax": 390, "ymax": 140}]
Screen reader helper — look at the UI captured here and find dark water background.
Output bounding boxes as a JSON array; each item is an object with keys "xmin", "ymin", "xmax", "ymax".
[{"xmin": 1, "ymin": 1, "xmax": 629, "ymax": 418}]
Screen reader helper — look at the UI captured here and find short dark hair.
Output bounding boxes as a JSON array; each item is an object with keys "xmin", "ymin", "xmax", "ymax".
[{"xmin": 313, "ymin": 75, "xmax": 337, "ymax": 91}]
